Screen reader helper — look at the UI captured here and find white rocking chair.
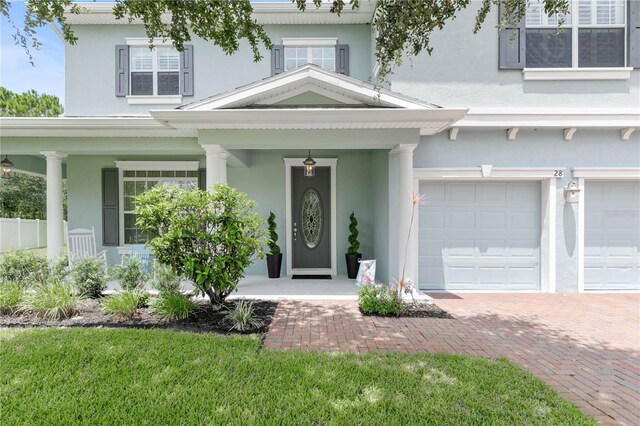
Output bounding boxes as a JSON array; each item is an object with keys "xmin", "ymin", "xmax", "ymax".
[{"xmin": 66, "ymin": 227, "xmax": 108, "ymax": 268}]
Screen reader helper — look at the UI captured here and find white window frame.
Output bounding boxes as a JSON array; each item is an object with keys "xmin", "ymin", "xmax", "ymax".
[
  {"xmin": 115, "ymin": 161, "xmax": 199, "ymax": 250},
  {"xmin": 523, "ymin": 0, "xmax": 629, "ymax": 78},
  {"xmin": 125, "ymin": 38, "xmax": 182, "ymax": 104},
  {"xmin": 282, "ymin": 37, "xmax": 338, "ymax": 72}
]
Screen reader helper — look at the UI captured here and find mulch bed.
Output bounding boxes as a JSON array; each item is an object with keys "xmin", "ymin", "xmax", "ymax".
[
  {"xmin": 0, "ymin": 298, "xmax": 278, "ymax": 335},
  {"xmin": 360, "ymin": 302, "xmax": 454, "ymax": 319}
]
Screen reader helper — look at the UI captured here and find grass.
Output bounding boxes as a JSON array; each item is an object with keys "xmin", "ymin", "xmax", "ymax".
[
  {"xmin": 0, "ymin": 328, "xmax": 595, "ymax": 425},
  {"xmin": 18, "ymin": 281, "xmax": 81, "ymax": 320}
]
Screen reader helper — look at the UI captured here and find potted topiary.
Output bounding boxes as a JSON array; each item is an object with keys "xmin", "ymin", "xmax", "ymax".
[
  {"xmin": 345, "ymin": 211, "xmax": 362, "ymax": 279},
  {"xmin": 266, "ymin": 211, "xmax": 283, "ymax": 279}
]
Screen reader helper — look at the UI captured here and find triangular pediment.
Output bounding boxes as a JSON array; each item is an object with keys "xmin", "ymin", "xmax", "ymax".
[{"xmin": 179, "ymin": 64, "xmax": 439, "ymax": 111}]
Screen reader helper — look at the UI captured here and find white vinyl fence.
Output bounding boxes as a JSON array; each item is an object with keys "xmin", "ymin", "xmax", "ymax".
[{"xmin": 0, "ymin": 218, "xmax": 68, "ymax": 253}]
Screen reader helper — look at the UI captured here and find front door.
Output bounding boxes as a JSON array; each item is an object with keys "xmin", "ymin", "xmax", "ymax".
[{"xmin": 291, "ymin": 166, "xmax": 331, "ymax": 271}]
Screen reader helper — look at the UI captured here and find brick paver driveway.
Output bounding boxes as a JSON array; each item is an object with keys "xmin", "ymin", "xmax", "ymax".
[{"xmin": 263, "ymin": 294, "xmax": 640, "ymax": 425}]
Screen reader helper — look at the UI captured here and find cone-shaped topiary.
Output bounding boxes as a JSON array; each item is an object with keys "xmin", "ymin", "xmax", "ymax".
[
  {"xmin": 347, "ymin": 211, "xmax": 360, "ymax": 255},
  {"xmin": 267, "ymin": 211, "xmax": 281, "ymax": 255}
]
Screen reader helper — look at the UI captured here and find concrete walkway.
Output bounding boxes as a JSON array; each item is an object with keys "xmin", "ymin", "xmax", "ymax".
[{"xmin": 263, "ymin": 293, "xmax": 640, "ymax": 426}]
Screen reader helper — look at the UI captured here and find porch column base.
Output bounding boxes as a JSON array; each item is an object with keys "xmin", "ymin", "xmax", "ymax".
[{"xmin": 40, "ymin": 151, "xmax": 67, "ymax": 260}]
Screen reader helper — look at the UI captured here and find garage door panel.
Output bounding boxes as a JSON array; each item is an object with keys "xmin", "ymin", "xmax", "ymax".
[
  {"xmin": 584, "ymin": 180, "xmax": 640, "ymax": 291},
  {"xmin": 419, "ymin": 181, "xmax": 541, "ymax": 291}
]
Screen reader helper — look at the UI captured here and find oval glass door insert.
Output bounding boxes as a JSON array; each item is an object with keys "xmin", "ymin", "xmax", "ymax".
[{"xmin": 301, "ymin": 188, "xmax": 323, "ymax": 249}]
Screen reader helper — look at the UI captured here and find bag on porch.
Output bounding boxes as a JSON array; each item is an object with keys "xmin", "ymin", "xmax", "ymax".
[{"xmin": 355, "ymin": 259, "xmax": 376, "ymax": 286}]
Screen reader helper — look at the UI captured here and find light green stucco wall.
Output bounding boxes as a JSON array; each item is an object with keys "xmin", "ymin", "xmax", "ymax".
[{"xmin": 371, "ymin": 150, "xmax": 389, "ymax": 282}]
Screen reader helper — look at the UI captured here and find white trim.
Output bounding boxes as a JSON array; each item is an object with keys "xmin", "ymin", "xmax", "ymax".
[
  {"xmin": 282, "ymin": 37, "xmax": 337, "ymax": 47},
  {"xmin": 114, "ymin": 161, "xmax": 199, "ymax": 171},
  {"xmin": 577, "ymin": 177, "xmax": 585, "ymax": 292},
  {"xmin": 563, "ymin": 127, "xmax": 577, "ymax": 140},
  {"xmin": 414, "ymin": 167, "xmax": 566, "ymax": 180},
  {"xmin": 125, "ymin": 37, "xmax": 173, "ymax": 46},
  {"xmin": 448, "ymin": 127, "xmax": 459, "ymax": 141},
  {"xmin": 126, "ymin": 95, "xmax": 182, "ymax": 105},
  {"xmin": 284, "ymin": 158, "xmax": 338, "ymax": 276},
  {"xmin": 507, "ymin": 127, "xmax": 519, "ymax": 141},
  {"xmin": 572, "ymin": 167, "xmax": 640, "ymax": 179},
  {"xmin": 621, "ymin": 128, "xmax": 636, "ymax": 140},
  {"xmin": 523, "ymin": 68, "xmax": 633, "ymax": 81},
  {"xmin": 413, "ymin": 167, "xmax": 564, "ymax": 293}
]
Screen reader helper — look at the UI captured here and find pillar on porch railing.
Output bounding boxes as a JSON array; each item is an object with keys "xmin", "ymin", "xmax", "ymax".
[
  {"xmin": 219, "ymin": 151, "xmax": 229, "ymax": 185},
  {"xmin": 40, "ymin": 151, "xmax": 67, "ymax": 259},
  {"xmin": 390, "ymin": 144, "xmax": 418, "ymax": 285}
]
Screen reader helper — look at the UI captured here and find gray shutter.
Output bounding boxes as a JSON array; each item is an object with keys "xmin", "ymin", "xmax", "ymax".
[
  {"xmin": 498, "ymin": 6, "xmax": 526, "ymax": 69},
  {"xmin": 271, "ymin": 45, "xmax": 284, "ymax": 75},
  {"xmin": 198, "ymin": 168, "xmax": 206, "ymax": 191},
  {"xmin": 115, "ymin": 45, "xmax": 129, "ymax": 96},
  {"xmin": 336, "ymin": 44, "xmax": 349, "ymax": 75},
  {"xmin": 180, "ymin": 44, "xmax": 194, "ymax": 96},
  {"xmin": 630, "ymin": 0, "xmax": 640, "ymax": 68},
  {"xmin": 102, "ymin": 168, "xmax": 119, "ymax": 246}
]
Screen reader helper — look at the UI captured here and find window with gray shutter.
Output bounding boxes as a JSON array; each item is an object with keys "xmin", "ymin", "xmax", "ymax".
[
  {"xmin": 335, "ymin": 44, "xmax": 349, "ymax": 75},
  {"xmin": 526, "ymin": 29, "xmax": 572, "ymax": 68},
  {"xmin": 271, "ymin": 45, "xmax": 285, "ymax": 75},
  {"xmin": 629, "ymin": 0, "xmax": 640, "ymax": 68},
  {"xmin": 115, "ymin": 45, "xmax": 129, "ymax": 96}
]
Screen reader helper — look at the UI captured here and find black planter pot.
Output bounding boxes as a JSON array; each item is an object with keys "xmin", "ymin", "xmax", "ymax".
[
  {"xmin": 266, "ymin": 253, "xmax": 283, "ymax": 279},
  {"xmin": 345, "ymin": 253, "xmax": 362, "ymax": 279}
]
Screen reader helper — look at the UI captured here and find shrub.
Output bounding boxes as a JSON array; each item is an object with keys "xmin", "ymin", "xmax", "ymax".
[
  {"xmin": 0, "ymin": 250, "xmax": 48, "ymax": 284},
  {"xmin": 71, "ymin": 256, "xmax": 107, "ymax": 298},
  {"xmin": 223, "ymin": 299, "xmax": 263, "ymax": 332},
  {"xmin": 102, "ymin": 290, "xmax": 147, "ymax": 318},
  {"xmin": 358, "ymin": 284, "xmax": 404, "ymax": 317},
  {"xmin": 151, "ymin": 262, "xmax": 181, "ymax": 293},
  {"xmin": 19, "ymin": 281, "xmax": 81, "ymax": 320},
  {"xmin": 267, "ymin": 211, "xmax": 281, "ymax": 255},
  {"xmin": 110, "ymin": 256, "xmax": 149, "ymax": 291},
  {"xmin": 0, "ymin": 282, "xmax": 26, "ymax": 315},
  {"xmin": 48, "ymin": 256, "xmax": 69, "ymax": 283},
  {"xmin": 136, "ymin": 184, "xmax": 267, "ymax": 306},
  {"xmin": 149, "ymin": 291, "xmax": 200, "ymax": 321},
  {"xmin": 347, "ymin": 211, "xmax": 360, "ymax": 255}
]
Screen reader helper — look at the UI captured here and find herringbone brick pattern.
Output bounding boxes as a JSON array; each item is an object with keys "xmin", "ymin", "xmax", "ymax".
[{"xmin": 263, "ymin": 294, "xmax": 640, "ymax": 425}]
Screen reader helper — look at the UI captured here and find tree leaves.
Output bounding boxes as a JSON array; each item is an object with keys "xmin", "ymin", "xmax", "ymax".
[{"xmin": 0, "ymin": 87, "xmax": 63, "ymax": 117}]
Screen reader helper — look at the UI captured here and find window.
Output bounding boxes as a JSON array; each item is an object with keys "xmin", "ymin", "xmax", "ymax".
[
  {"xmin": 525, "ymin": 0, "xmax": 626, "ymax": 68},
  {"xmin": 121, "ymin": 168, "xmax": 198, "ymax": 244},
  {"xmin": 284, "ymin": 46, "xmax": 336, "ymax": 71},
  {"xmin": 130, "ymin": 46, "xmax": 180, "ymax": 96}
]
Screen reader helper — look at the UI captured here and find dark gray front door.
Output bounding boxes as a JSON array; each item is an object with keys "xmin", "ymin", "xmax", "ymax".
[{"xmin": 292, "ymin": 166, "xmax": 331, "ymax": 270}]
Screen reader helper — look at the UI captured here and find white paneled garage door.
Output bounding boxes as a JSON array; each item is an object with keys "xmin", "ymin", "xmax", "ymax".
[
  {"xmin": 584, "ymin": 181, "xmax": 640, "ymax": 290},
  {"xmin": 418, "ymin": 181, "xmax": 541, "ymax": 290}
]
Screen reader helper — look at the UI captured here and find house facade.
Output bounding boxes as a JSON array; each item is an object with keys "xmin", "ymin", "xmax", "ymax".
[{"xmin": 1, "ymin": 1, "xmax": 638, "ymax": 293}]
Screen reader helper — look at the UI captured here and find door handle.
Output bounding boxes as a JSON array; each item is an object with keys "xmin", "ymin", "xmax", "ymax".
[{"xmin": 293, "ymin": 222, "xmax": 297, "ymax": 241}]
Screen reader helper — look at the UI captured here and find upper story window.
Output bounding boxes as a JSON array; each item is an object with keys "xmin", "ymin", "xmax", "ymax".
[
  {"xmin": 284, "ymin": 46, "xmax": 336, "ymax": 71},
  {"xmin": 272, "ymin": 37, "xmax": 349, "ymax": 76},
  {"xmin": 525, "ymin": 0, "xmax": 626, "ymax": 68},
  {"xmin": 130, "ymin": 47, "xmax": 180, "ymax": 96}
]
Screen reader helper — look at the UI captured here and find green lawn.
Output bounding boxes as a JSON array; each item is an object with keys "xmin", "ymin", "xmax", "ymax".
[{"xmin": 0, "ymin": 328, "xmax": 594, "ymax": 425}]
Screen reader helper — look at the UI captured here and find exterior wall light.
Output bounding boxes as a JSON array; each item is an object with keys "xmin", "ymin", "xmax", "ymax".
[
  {"xmin": 303, "ymin": 150, "xmax": 316, "ymax": 178},
  {"xmin": 564, "ymin": 181, "xmax": 581, "ymax": 203},
  {"xmin": 1, "ymin": 155, "xmax": 15, "ymax": 179}
]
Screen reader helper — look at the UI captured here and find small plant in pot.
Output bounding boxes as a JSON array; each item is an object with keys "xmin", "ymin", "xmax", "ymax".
[
  {"xmin": 345, "ymin": 211, "xmax": 362, "ymax": 279},
  {"xmin": 266, "ymin": 211, "xmax": 283, "ymax": 279}
]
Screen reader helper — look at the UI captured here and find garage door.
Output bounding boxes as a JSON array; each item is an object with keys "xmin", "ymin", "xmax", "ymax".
[
  {"xmin": 584, "ymin": 181, "xmax": 640, "ymax": 290},
  {"xmin": 418, "ymin": 181, "xmax": 541, "ymax": 290}
]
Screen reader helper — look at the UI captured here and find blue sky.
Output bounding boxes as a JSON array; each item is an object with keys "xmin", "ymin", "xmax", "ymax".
[{"xmin": 0, "ymin": 0, "xmax": 288, "ymax": 104}]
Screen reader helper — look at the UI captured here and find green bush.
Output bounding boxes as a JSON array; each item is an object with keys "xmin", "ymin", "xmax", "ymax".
[
  {"xmin": 71, "ymin": 256, "xmax": 107, "ymax": 298},
  {"xmin": 267, "ymin": 211, "xmax": 281, "ymax": 255},
  {"xmin": 48, "ymin": 256, "xmax": 69, "ymax": 283},
  {"xmin": 224, "ymin": 299, "xmax": 263, "ymax": 332},
  {"xmin": 0, "ymin": 250, "xmax": 49, "ymax": 284},
  {"xmin": 0, "ymin": 282, "xmax": 26, "ymax": 315},
  {"xmin": 102, "ymin": 290, "xmax": 147, "ymax": 317},
  {"xmin": 110, "ymin": 256, "xmax": 149, "ymax": 292},
  {"xmin": 19, "ymin": 281, "xmax": 81, "ymax": 320},
  {"xmin": 136, "ymin": 184, "xmax": 267, "ymax": 306},
  {"xmin": 358, "ymin": 284, "xmax": 404, "ymax": 317},
  {"xmin": 347, "ymin": 211, "xmax": 360, "ymax": 255},
  {"xmin": 151, "ymin": 262, "xmax": 181, "ymax": 293},
  {"xmin": 149, "ymin": 291, "xmax": 200, "ymax": 321}
]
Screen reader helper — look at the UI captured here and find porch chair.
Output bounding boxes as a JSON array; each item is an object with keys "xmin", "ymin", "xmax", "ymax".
[
  {"xmin": 124, "ymin": 244, "xmax": 153, "ymax": 272},
  {"xmin": 66, "ymin": 227, "xmax": 108, "ymax": 269}
]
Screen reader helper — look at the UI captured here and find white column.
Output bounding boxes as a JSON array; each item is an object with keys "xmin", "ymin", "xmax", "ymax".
[
  {"xmin": 202, "ymin": 144, "xmax": 222, "ymax": 192},
  {"xmin": 390, "ymin": 144, "xmax": 417, "ymax": 285},
  {"xmin": 218, "ymin": 151, "xmax": 229, "ymax": 185},
  {"xmin": 40, "ymin": 151, "xmax": 67, "ymax": 260}
]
